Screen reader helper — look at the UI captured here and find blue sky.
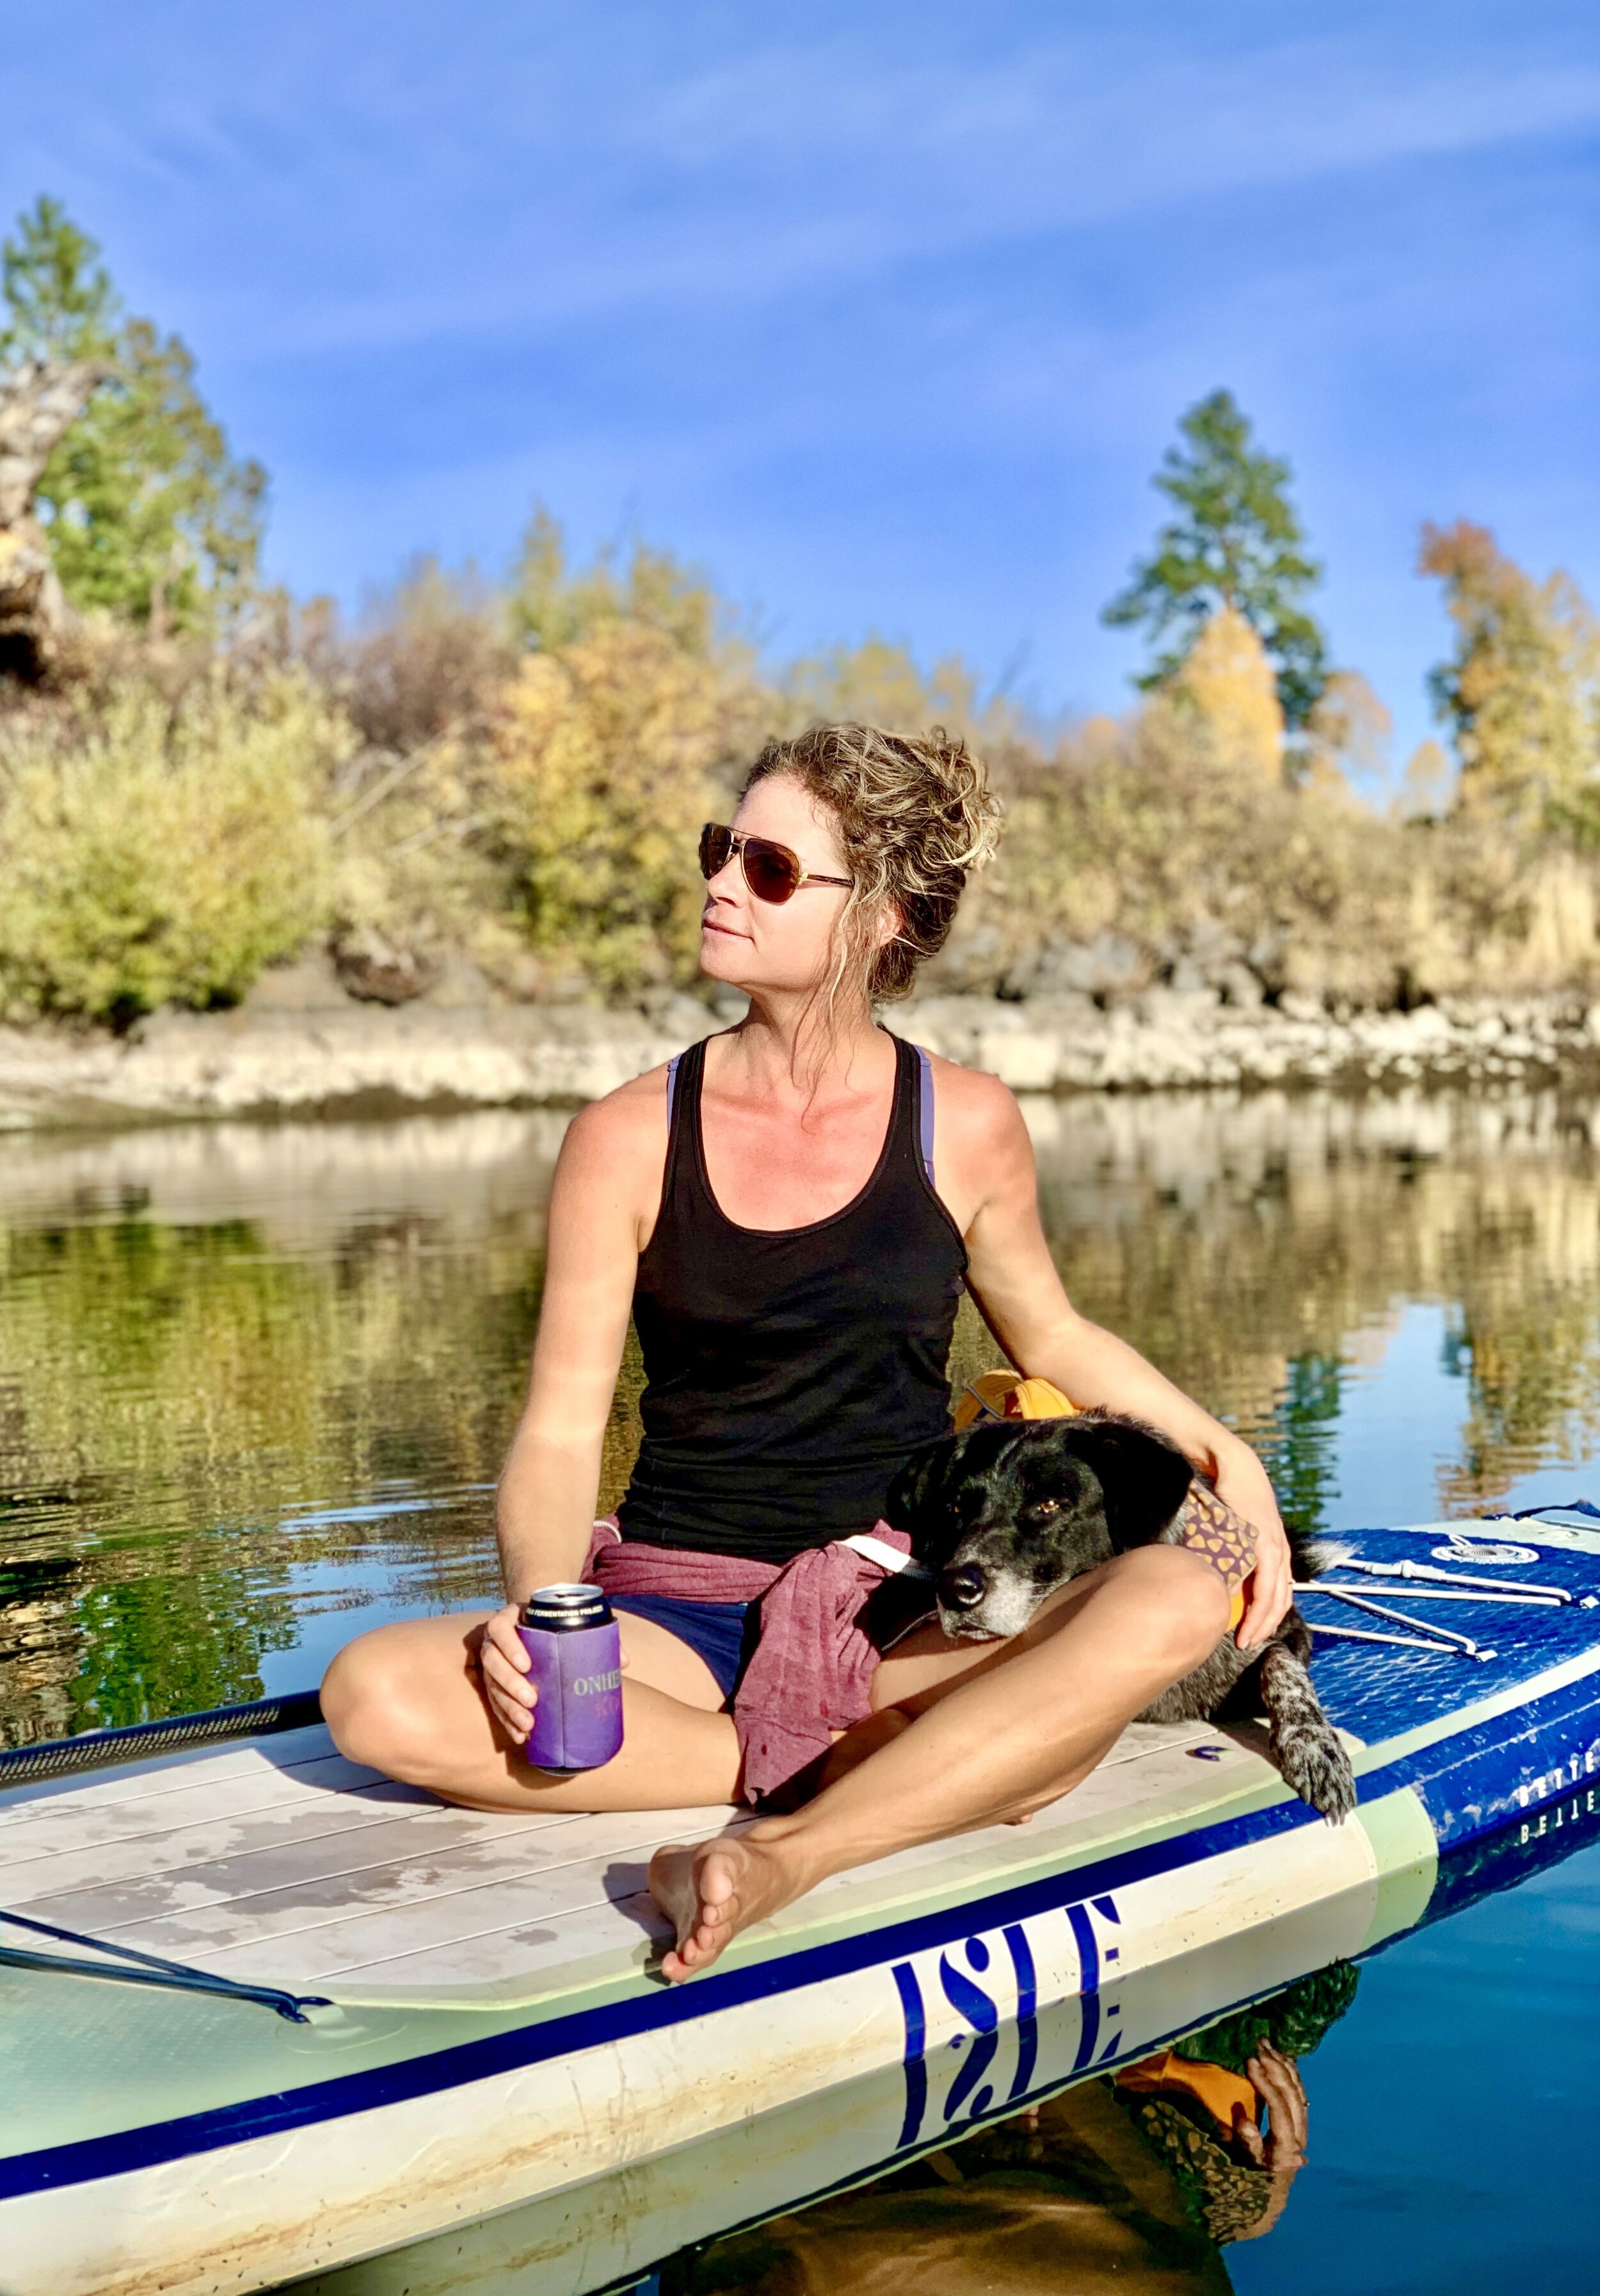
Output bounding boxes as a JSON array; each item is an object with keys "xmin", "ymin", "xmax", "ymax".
[{"xmin": 4, "ymin": 2, "xmax": 1599, "ymax": 764}]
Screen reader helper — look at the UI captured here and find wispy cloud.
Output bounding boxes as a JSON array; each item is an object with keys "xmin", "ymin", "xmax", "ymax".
[{"xmin": 10, "ymin": 7, "xmax": 1600, "ymax": 360}]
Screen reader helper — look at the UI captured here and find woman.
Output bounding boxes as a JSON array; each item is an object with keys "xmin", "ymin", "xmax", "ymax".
[{"xmin": 323, "ymin": 725, "xmax": 1291, "ymax": 1983}]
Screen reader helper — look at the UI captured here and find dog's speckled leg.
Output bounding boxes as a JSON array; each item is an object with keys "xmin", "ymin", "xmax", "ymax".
[{"xmin": 1258, "ymin": 1639, "xmax": 1356, "ymax": 1822}]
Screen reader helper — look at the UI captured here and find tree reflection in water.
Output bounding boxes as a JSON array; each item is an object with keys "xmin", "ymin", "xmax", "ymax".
[
  {"xmin": 1023, "ymin": 1088, "xmax": 1600, "ymax": 1523},
  {"xmin": 4, "ymin": 1088, "xmax": 1600, "ymax": 1746}
]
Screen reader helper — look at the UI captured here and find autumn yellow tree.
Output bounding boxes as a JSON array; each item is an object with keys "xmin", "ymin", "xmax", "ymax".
[
  {"xmin": 782, "ymin": 636, "xmax": 978, "ymax": 736},
  {"xmin": 1164, "ymin": 604, "xmax": 1284, "ymax": 780},
  {"xmin": 1420, "ymin": 520, "xmax": 1600, "ymax": 831},
  {"xmin": 0, "ymin": 674, "xmax": 339, "ymax": 1021},
  {"xmin": 486, "ymin": 519, "xmax": 767, "ymax": 993},
  {"xmin": 1103, "ymin": 389, "xmax": 1329, "ymax": 728}
]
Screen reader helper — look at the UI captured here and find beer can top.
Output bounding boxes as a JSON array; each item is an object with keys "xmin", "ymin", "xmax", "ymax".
[{"xmin": 521, "ymin": 1582, "xmax": 613, "ymax": 1633}]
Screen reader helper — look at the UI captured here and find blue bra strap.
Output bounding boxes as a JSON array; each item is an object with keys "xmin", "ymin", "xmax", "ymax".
[
  {"xmin": 915, "ymin": 1046, "xmax": 936, "ymax": 1188},
  {"xmin": 666, "ymin": 1052, "xmax": 682, "ymax": 1126}
]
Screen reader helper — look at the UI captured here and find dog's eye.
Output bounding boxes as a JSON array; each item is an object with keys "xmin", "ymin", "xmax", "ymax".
[{"xmin": 1034, "ymin": 1498, "xmax": 1061, "ymax": 1519}]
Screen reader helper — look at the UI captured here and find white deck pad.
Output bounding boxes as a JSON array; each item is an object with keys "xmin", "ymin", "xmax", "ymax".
[{"xmin": 4, "ymin": 1715, "xmax": 1261, "ymax": 2001}]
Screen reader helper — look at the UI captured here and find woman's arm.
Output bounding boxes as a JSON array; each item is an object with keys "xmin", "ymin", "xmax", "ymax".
[
  {"xmin": 943, "ymin": 1067, "xmax": 1292, "ymax": 1645},
  {"xmin": 481, "ymin": 1077, "xmax": 664, "ymax": 1737}
]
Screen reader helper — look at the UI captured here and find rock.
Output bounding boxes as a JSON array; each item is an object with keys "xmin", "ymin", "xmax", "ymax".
[
  {"xmin": 648, "ymin": 991, "xmax": 723, "ymax": 1038},
  {"xmin": 1136, "ymin": 985, "xmax": 1221, "ymax": 1025},
  {"xmin": 241, "ymin": 953, "xmax": 356, "ymax": 1014},
  {"xmin": 1164, "ymin": 957, "xmax": 1214, "ymax": 998},
  {"xmin": 332, "ymin": 926, "xmax": 440, "ymax": 1006},
  {"xmin": 1003, "ymin": 932, "xmax": 1146, "ymax": 1000},
  {"xmin": 634, "ymin": 986, "xmax": 721, "ymax": 1034},
  {"xmin": 0, "ymin": 357, "xmax": 107, "ymax": 679},
  {"xmin": 1217, "ymin": 962, "xmax": 1264, "ymax": 1010},
  {"xmin": 975, "ymin": 1029, "xmax": 1059, "ymax": 1091},
  {"xmin": 419, "ymin": 956, "xmax": 493, "ymax": 1011}
]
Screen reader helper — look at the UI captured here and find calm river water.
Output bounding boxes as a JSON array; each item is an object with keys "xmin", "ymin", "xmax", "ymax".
[{"xmin": 4, "ymin": 1088, "xmax": 1600, "ymax": 2292}]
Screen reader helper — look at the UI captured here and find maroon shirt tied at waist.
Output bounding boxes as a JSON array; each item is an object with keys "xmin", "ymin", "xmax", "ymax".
[{"xmin": 586, "ymin": 1518, "xmax": 930, "ymax": 1801}]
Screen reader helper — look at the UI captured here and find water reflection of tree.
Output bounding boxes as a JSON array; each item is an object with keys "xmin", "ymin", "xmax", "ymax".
[
  {"xmin": 0, "ymin": 1209, "xmax": 545, "ymax": 1743},
  {"xmin": 1026, "ymin": 1091, "xmax": 1600, "ymax": 1527},
  {"xmin": 1256, "ymin": 1354, "xmax": 1344, "ymax": 1538}
]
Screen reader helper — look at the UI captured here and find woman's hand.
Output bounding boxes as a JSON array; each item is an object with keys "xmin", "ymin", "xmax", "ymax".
[
  {"xmin": 1239, "ymin": 2040, "xmax": 1309, "ymax": 2172},
  {"xmin": 475, "ymin": 1600, "xmax": 630, "ymax": 1747},
  {"xmin": 1212, "ymin": 1438, "xmax": 1292, "ymax": 1649},
  {"xmin": 1231, "ymin": 2041, "xmax": 1309, "ymax": 2240},
  {"xmin": 477, "ymin": 1604, "xmax": 536, "ymax": 1744}
]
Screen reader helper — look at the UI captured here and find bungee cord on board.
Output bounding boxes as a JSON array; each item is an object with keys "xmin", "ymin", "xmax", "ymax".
[
  {"xmin": 1297, "ymin": 1523, "xmax": 1587, "ymax": 1660},
  {"xmin": 0, "ymin": 1907, "xmax": 333, "ymax": 2024}
]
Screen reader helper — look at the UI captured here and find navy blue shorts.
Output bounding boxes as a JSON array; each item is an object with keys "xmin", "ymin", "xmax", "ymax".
[{"xmin": 607, "ymin": 1593, "xmax": 758, "ymax": 1706}]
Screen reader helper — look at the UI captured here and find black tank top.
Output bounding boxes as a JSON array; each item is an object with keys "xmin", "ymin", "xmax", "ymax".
[{"xmin": 618, "ymin": 1031, "xmax": 968, "ymax": 1562}]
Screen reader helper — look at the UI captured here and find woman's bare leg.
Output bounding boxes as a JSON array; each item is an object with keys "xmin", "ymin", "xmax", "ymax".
[
  {"xmin": 649, "ymin": 1545, "xmax": 1229, "ymax": 1978},
  {"xmin": 321, "ymin": 1609, "xmax": 742, "ymax": 1812}
]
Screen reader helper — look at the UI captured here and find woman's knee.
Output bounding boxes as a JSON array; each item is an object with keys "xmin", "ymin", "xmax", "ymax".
[
  {"xmin": 321, "ymin": 1626, "xmax": 456, "ymax": 1782},
  {"xmin": 1114, "ymin": 1544, "xmax": 1233, "ymax": 1669}
]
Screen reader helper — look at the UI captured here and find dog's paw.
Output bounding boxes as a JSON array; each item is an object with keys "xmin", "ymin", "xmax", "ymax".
[{"xmin": 1276, "ymin": 1722, "xmax": 1357, "ymax": 1824}]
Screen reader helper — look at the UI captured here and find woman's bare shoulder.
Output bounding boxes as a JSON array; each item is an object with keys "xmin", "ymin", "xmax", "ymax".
[
  {"xmin": 556, "ymin": 1063, "xmax": 673, "ymax": 1189},
  {"xmin": 564, "ymin": 1061, "xmax": 670, "ymax": 1148},
  {"xmin": 918, "ymin": 1045, "xmax": 1029, "ymax": 1150}
]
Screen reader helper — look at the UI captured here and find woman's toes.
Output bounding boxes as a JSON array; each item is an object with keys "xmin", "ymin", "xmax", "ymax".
[
  {"xmin": 654, "ymin": 1837, "xmax": 800, "ymax": 1981},
  {"xmin": 699, "ymin": 1849, "xmax": 739, "ymax": 1909}
]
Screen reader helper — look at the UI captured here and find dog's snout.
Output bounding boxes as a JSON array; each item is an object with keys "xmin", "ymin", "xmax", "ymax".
[{"xmin": 938, "ymin": 1562, "xmax": 987, "ymax": 1610}]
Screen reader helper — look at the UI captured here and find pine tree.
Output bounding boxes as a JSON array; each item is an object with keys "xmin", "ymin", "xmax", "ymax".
[
  {"xmin": 0, "ymin": 195, "xmax": 265, "ymax": 631},
  {"xmin": 0, "ymin": 195, "xmax": 116, "ymax": 363},
  {"xmin": 1104, "ymin": 389, "xmax": 1329, "ymax": 728}
]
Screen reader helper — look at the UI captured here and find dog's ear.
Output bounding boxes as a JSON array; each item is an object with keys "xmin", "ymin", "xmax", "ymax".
[
  {"xmin": 886, "ymin": 1425, "xmax": 1006, "ymax": 1558},
  {"xmin": 1062, "ymin": 1417, "xmax": 1193, "ymax": 1548},
  {"xmin": 885, "ymin": 1438, "xmax": 954, "ymax": 1543}
]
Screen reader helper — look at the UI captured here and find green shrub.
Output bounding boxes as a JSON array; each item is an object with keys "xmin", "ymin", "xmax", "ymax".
[{"xmin": 0, "ymin": 673, "xmax": 341, "ymax": 1022}]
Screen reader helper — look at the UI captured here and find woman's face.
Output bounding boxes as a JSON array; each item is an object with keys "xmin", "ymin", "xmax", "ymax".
[{"xmin": 698, "ymin": 773, "xmax": 858, "ymax": 999}]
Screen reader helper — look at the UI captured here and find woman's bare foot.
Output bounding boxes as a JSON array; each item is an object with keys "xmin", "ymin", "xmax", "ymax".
[{"xmin": 648, "ymin": 1831, "xmax": 812, "ymax": 1981}]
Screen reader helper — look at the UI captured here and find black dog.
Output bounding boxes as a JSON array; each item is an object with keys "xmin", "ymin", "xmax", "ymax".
[{"xmin": 889, "ymin": 1411, "xmax": 1356, "ymax": 1822}]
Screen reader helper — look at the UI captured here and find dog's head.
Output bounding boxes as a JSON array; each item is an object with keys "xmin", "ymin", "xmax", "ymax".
[{"xmin": 890, "ymin": 1413, "xmax": 1195, "ymax": 1641}]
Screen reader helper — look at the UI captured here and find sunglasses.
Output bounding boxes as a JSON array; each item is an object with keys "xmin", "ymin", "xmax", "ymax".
[{"xmin": 698, "ymin": 822, "xmax": 852, "ymax": 906}]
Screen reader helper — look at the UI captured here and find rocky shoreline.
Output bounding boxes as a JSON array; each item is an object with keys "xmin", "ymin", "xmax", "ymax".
[
  {"xmin": 4, "ymin": 958, "xmax": 1600, "ymax": 1130},
  {"xmin": 912, "ymin": 990, "xmax": 1600, "ymax": 1093}
]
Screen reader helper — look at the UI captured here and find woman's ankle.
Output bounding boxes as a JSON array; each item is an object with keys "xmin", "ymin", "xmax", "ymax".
[
  {"xmin": 740, "ymin": 1811, "xmax": 831, "ymax": 1888},
  {"xmin": 744, "ymin": 1808, "xmax": 808, "ymax": 1850}
]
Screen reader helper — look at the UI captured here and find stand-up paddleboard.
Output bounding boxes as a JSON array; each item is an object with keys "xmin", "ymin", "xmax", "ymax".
[
  {"xmin": 4, "ymin": 1513, "xmax": 1599, "ymax": 2296},
  {"xmin": 289, "ymin": 1776, "xmax": 1600, "ymax": 2296}
]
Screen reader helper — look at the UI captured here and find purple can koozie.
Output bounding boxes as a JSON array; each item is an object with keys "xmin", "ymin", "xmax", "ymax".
[{"xmin": 517, "ymin": 1583, "xmax": 624, "ymax": 1771}]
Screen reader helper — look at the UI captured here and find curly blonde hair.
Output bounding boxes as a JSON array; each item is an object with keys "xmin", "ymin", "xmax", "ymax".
[{"xmin": 740, "ymin": 723, "xmax": 1002, "ymax": 1021}]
